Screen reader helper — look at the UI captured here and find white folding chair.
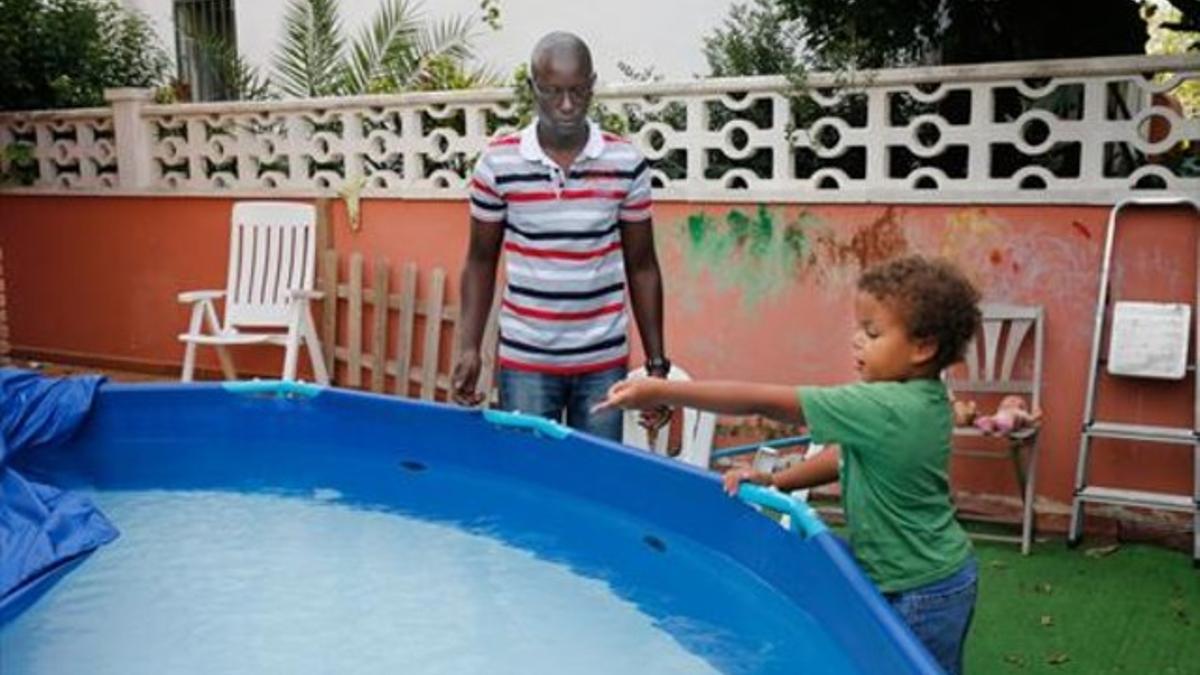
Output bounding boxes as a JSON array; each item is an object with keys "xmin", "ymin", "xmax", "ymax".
[
  {"xmin": 178, "ymin": 201, "xmax": 329, "ymax": 384},
  {"xmin": 621, "ymin": 364, "xmax": 717, "ymax": 469}
]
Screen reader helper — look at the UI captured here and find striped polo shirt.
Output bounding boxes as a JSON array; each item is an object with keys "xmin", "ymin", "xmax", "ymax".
[{"xmin": 469, "ymin": 120, "xmax": 653, "ymax": 374}]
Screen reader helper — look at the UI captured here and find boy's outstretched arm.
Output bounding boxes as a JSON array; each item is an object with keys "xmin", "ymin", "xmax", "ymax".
[{"xmin": 594, "ymin": 379, "xmax": 805, "ymax": 425}]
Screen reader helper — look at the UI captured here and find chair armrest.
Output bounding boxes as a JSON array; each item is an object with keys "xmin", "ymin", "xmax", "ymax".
[
  {"xmin": 1008, "ymin": 427, "xmax": 1039, "ymax": 441},
  {"xmin": 288, "ymin": 289, "xmax": 325, "ymax": 300},
  {"xmin": 178, "ymin": 290, "xmax": 225, "ymax": 303},
  {"xmin": 952, "ymin": 425, "xmax": 1039, "ymax": 441}
]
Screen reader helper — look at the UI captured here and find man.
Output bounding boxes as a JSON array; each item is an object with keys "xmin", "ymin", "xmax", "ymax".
[{"xmin": 450, "ymin": 31, "xmax": 670, "ymax": 441}]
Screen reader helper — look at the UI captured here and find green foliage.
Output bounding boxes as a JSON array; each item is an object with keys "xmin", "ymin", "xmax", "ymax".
[
  {"xmin": 273, "ymin": 0, "xmax": 482, "ymax": 98},
  {"xmin": 1154, "ymin": 0, "xmax": 1200, "ymax": 50},
  {"xmin": 275, "ymin": 0, "xmax": 347, "ymax": 98},
  {"xmin": 700, "ymin": 0, "xmax": 835, "ymax": 180},
  {"xmin": 342, "ymin": 0, "xmax": 421, "ymax": 95},
  {"xmin": 0, "ymin": 143, "xmax": 37, "ymax": 186},
  {"xmin": 395, "ymin": 13, "xmax": 476, "ymax": 90},
  {"xmin": 0, "ymin": 0, "xmax": 169, "ymax": 111},
  {"xmin": 187, "ymin": 33, "xmax": 274, "ymax": 102},
  {"xmin": 775, "ymin": 0, "xmax": 1147, "ymax": 68},
  {"xmin": 700, "ymin": 0, "xmax": 1175, "ymax": 183},
  {"xmin": 508, "ymin": 63, "xmax": 535, "ymax": 125},
  {"xmin": 1144, "ymin": 1, "xmax": 1200, "ymax": 178},
  {"xmin": 709, "ymin": 0, "xmax": 1153, "ymax": 76},
  {"xmin": 702, "ymin": 0, "xmax": 805, "ymax": 77},
  {"xmin": 775, "ymin": 0, "xmax": 940, "ymax": 69},
  {"xmin": 410, "ymin": 53, "xmax": 500, "ymax": 92},
  {"xmin": 1146, "ymin": 1, "xmax": 1200, "ymax": 115}
]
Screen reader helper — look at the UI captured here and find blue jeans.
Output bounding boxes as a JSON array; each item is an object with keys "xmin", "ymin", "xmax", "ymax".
[
  {"xmin": 498, "ymin": 365, "xmax": 626, "ymax": 441},
  {"xmin": 885, "ymin": 557, "xmax": 978, "ymax": 675}
]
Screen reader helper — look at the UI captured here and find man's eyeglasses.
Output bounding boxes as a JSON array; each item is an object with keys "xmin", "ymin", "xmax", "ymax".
[{"xmin": 529, "ymin": 78, "xmax": 594, "ymax": 104}]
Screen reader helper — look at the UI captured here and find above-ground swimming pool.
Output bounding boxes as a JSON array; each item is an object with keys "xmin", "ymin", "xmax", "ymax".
[{"xmin": 1, "ymin": 381, "xmax": 939, "ymax": 674}]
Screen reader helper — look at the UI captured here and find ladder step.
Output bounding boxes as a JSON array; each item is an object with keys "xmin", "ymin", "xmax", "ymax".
[
  {"xmin": 1084, "ymin": 421, "xmax": 1198, "ymax": 445},
  {"xmin": 1075, "ymin": 486, "xmax": 1196, "ymax": 512}
]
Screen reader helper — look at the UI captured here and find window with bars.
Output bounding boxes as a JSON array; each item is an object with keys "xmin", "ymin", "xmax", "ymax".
[{"xmin": 173, "ymin": 0, "xmax": 237, "ymax": 101}]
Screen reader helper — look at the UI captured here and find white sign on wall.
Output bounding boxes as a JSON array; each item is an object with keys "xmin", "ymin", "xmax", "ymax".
[{"xmin": 1107, "ymin": 301, "xmax": 1193, "ymax": 380}]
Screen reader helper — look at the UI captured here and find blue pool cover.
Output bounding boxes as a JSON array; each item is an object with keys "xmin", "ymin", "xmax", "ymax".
[
  {"xmin": 0, "ymin": 369, "xmax": 118, "ymax": 617},
  {"xmin": 3, "ymin": 380, "xmax": 943, "ymax": 673}
]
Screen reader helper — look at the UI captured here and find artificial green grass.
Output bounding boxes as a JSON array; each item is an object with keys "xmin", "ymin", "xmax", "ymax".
[{"xmin": 967, "ymin": 540, "xmax": 1198, "ymax": 674}]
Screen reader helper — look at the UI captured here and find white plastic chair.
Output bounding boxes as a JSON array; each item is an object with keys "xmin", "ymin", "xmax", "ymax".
[
  {"xmin": 946, "ymin": 302, "xmax": 1045, "ymax": 554},
  {"xmin": 621, "ymin": 364, "xmax": 717, "ymax": 469},
  {"xmin": 178, "ymin": 202, "xmax": 330, "ymax": 384}
]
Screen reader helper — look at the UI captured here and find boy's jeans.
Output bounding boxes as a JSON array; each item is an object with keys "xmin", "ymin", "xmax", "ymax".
[
  {"xmin": 498, "ymin": 365, "xmax": 626, "ymax": 441},
  {"xmin": 885, "ymin": 557, "xmax": 978, "ymax": 675}
]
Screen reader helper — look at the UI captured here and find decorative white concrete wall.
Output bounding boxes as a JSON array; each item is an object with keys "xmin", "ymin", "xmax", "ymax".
[{"xmin": 3, "ymin": 55, "xmax": 1198, "ymax": 204}]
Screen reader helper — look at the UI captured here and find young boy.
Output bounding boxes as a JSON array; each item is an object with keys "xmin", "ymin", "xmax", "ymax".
[{"xmin": 594, "ymin": 255, "xmax": 982, "ymax": 675}]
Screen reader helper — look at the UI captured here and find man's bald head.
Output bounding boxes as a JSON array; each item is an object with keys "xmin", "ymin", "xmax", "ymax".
[
  {"xmin": 528, "ymin": 32, "xmax": 596, "ymax": 140},
  {"xmin": 530, "ymin": 32, "xmax": 593, "ymax": 81}
]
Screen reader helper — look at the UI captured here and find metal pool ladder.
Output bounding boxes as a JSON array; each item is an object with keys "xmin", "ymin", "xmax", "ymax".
[{"xmin": 1068, "ymin": 196, "xmax": 1200, "ymax": 566}]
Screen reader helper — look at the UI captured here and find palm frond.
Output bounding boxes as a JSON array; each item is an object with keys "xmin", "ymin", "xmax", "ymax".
[
  {"xmin": 460, "ymin": 63, "xmax": 503, "ymax": 88},
  {"xmin": 273, "ymin": 0, "xmax": 346, "ymax": 98},
  {"xmin": 191, "ymin": 32, "xmax": 274, "ymax": 101},
  {"xmin": 411, "ymin": 57, "xmax": 501, "ymax": 92},
  {"xmin": 344, "ymin": 0, "xmax": 423, "ymax": 94},
  {"xmin": 395, "ymin": 15, "xmax": 477, "ymax": 90}
]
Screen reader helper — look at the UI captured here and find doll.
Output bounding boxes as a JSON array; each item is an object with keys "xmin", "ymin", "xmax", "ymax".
[{"xmin": 970, "ymin": 395, "xmax": 1041, "ymax": 434}]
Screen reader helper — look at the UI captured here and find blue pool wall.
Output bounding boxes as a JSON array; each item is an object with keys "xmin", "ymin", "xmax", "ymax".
[{"xmin": 13, "ymin": 383, "xmax": 940, "ymax": 674}]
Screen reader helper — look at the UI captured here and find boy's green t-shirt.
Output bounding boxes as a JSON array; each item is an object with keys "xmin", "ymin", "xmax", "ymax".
[{"xmin": 799, "ymin": 379, "xmax": 971, "ymax": 593}]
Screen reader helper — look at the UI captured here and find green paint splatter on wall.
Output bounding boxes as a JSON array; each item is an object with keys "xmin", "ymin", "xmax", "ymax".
[
  {"xmin": 679, "ymin": 205, "xmax": 912, "ymax": 308},
  {"xmin": 681, "ymin": 205, "xmax": 818, "ymax": 308}
]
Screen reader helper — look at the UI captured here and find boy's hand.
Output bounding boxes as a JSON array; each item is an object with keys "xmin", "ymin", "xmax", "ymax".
[
  {"xmin": 721, "ymin": 466, "xmax": 772, "ymax": 495},
  {"xmin": 590, "ymin": 378, "xmax": 663, "ymax": 414}
]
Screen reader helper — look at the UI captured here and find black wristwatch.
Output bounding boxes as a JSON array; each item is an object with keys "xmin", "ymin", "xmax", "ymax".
[{"xmin": 645, "ymin": 356, "xmax": 671, "ymax": 377}]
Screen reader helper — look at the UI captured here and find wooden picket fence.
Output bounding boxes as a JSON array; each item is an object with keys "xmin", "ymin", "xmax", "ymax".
[
  {"xmin": 317, "ymin": 250, "xmax": 499, "ymax": 401},
  {"xmin": 0, "ymin": 247, "xmax": 9, "ymax": 363}
]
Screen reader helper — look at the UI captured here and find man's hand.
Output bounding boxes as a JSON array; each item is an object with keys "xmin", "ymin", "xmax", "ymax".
[
  {"xmin": 638, "ymin": 362, "xmax": 673, "ymax": 431},
  {"xmin": 451, "ymin": 350, "xmax": 484, "ymax": 406},
  {"xmin": 638, "ymin": 403, "xmax": 672, "ymax": 432},
  {"xmin": 592, "ymin": 377, "xmax": 672, "ymax": 433}
]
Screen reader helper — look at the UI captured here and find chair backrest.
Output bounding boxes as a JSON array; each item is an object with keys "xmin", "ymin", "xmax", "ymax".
[
  {"xmin": 945, "ymin": 303, "xmax": 1045, "ymax": 410},
  {"xmin": 622, "ymin": 364, "xmax": 718, "ymax": 469},
  {"xmin": 223, "ymin": 202, "xmax": 317, "ymax": 329}
]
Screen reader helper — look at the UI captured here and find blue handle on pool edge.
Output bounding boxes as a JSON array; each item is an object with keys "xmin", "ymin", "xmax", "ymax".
[
  {"xmin": 737, "ymin": 484, "xmax": 829, "ymax": 538},
  {"xmin": 482, "ymin": 409, "xmax": 571, "ymax": 440},
  {"xmin": 222, "ymin": 380, "xmax": 323, "ymax": 398}
]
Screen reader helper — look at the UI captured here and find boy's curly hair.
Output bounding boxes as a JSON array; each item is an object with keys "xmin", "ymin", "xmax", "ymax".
[{"xmin": 858, "ymin": 255, "xmax": 981, "ymax": 373}]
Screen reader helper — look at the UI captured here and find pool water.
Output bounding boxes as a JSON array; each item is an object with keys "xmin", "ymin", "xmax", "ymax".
[{"xmin": 1, "ymin": 453, "xmax": 854, "ymax": 675}]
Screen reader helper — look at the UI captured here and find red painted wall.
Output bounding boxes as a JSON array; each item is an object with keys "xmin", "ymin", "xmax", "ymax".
[{"xmin": 2, "ymin": 194, "xmax": 1196, "ymax": 520}]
